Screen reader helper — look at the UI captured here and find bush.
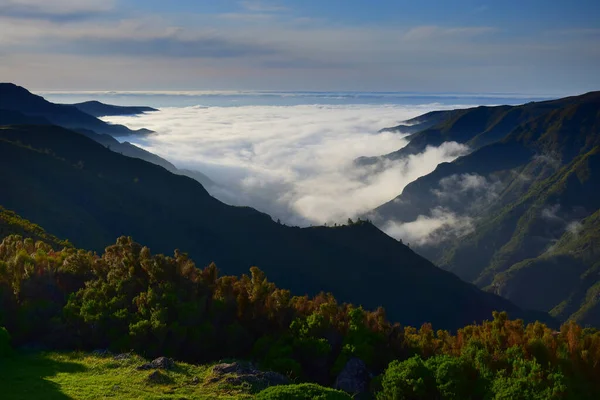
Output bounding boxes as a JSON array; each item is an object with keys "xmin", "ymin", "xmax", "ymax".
[
  {"xmin": 256, "ymin": 383, "xmax": 352, "ymax": 400},
  {"xmin": 377, "ymin": 355, "xmax": 435, "ymax": 399},
  {"xmin": 0, "ymin": 326, "xmax": 12, "ymax": 358},
  {"xmin": 425, "ymin": 355, "xmax": 483, "ymax": 400}
]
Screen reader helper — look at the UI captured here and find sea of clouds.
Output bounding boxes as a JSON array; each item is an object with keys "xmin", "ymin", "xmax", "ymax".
[{"xmin": 103, "ymin": 103, "xmax": 471, "ymax": 229}]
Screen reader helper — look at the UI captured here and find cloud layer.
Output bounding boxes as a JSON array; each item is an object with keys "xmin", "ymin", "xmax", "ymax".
[{"xmin": 104, "ymin": 104, "xmax": 468, "ymax": 226}]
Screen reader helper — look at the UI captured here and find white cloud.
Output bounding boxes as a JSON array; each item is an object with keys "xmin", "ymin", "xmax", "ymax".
[
  {"xmin": 434, "ymin": 173, "xmax": 491, "ymax": 197},
  {"xmin": 432, "ymin": 173, "xmax": 502, "ymax": 210},
  {"xmin": 566, "ymin": 220, "xmax": 583, "ymax": 236},
  {"xmin": 541, "ymin": 204, "xmax": 561, "ymax": 221},
  {"xmin": 103, "ymin": 104, "xmax": 468, "ymax": 225},
  {"xmin": 383, "ymin": 208, "xmax": 474, "ymax": 246}
]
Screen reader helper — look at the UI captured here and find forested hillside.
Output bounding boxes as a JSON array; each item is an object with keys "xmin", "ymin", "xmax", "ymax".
[
  {"xmin": 0, "ymin": 124, "xmax": 543, "ymax": 329},
  {"xmin": 367, "ymin": 91, "xmax": 600, "ymax": 326}
]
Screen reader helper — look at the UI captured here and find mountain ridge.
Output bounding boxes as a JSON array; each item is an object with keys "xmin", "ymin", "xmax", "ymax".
[
  {"xmin": 72, "ymin": 100, "xmax": 157, "ymax": 117},
  {"xmin": 0, "ymin": 83, "xmax": 151, "ymax": 136},
  {"xmin": 364, "ymin": 90, "xmax": 600, "ymax": 325},
  {"xmin": 0, "ymin": 123, "xmax": 550, "ymax": 329}
]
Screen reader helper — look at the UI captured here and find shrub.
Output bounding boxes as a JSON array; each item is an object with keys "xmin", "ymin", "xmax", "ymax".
[
  {"xmin": 377, "ymin": 355, "xmax": 435, "ymax": 399},
  {"xmin": 256, "ymin": 383, "xmax": 352, "ymax": 400}
]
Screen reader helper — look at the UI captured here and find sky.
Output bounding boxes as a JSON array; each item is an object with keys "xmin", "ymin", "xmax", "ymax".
[{"xmin": 1, "ymin": 0, "xmax": 599, "ymax": 93}]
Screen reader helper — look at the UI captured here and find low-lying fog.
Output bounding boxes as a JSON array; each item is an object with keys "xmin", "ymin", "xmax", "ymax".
[{"xmin": 103, "ymin": 103, "xmax": 471, "ymax": 227}]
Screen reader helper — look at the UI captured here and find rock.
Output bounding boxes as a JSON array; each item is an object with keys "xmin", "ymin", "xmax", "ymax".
[
  {"xmin": 212, "ymin": 361, "xmax": 254, "ymax": 375},
  {"xmin": 334, "ymin": 358, "xmax": 369, "ymax": 394},
  {"xmin": 209, "ymin": 361, "xmax": 289, "ymax": 389},
  {"xmin": 262, "ymin": 371, "xmax": 290, "ymax": 386},
  {"xmin": 137, "ymin": 356, "xmax": 175, "ymax": 370},
  {"xmin": 146, "ymin": 370, "xmax": 173, "ymax": 385}
]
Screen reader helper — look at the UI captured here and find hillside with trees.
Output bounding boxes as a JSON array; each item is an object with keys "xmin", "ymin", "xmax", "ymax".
[
  {"xmin": 1, "ymin": 233, "xmax": 599, "ymax": 399},
  {"xmin": 0, "ymin": 123, "xmax": 544, "ymax": 330},
  {"xmin": 366, "ymin": 92, "xmax": 600, "ymax": 326}
]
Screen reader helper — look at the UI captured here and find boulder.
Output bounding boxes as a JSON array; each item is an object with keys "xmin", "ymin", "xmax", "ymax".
[
  {"xmin": 213, "ymin": 362, "xmax": 254, "ymax": 375},
  {"xmin": 334, "ymin": 358, "xmax": 369, "ymax": 394},
  {"xmin": 137, "ymin": 356, "xmax": 175, "ymax": 370},
  {"xmin": 209, "ymin": 361, "xmax": 289, "ymax": 388}
]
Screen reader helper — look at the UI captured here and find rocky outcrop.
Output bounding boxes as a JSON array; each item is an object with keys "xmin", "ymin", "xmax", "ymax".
[
  {"xmin": 137, "ymin": 356, "xmax": 175, "ymax": 370},
  {"xmin": 208, "ymin": 362, "xmax": 289, "ymax": 388},
  {"xmin": 334, "ymin": 358, "xmax": 370, "ymax": 394}
]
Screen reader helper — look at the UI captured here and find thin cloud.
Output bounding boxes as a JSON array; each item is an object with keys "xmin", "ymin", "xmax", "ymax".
[
  {"xmin": 0, "ymin": 0, "xmax": 115, "ymax": 21},
  {"xmin": 402, "ymin": 25, "xmax": 496, "ymax": 41},
  {"xmin": 66, "ymin": 36, "xmax": 280, "ymax": 59},
  {"xmin": 239, "ymin": 1, "xmax": 288, "ymax": 13}
]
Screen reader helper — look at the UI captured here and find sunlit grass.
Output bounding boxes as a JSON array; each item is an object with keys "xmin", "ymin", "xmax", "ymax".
[{"xmin": 0, "ymin": 351, "xmax": 254, "ymax": 400}]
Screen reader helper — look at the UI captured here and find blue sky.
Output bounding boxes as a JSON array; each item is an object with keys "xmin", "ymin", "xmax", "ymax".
[{"xmin": 0, "ymin": 0, "xmax": 598, "ymax": 93}]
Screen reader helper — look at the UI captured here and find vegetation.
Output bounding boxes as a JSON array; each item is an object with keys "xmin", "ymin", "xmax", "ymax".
[
  {"xmin": 1, "ymin": 234, "xmax": 600, "ymax": 398},
  {"xmin": 256, "ymin": 383, "xmax": 351, "ymax": 399},
  {"xmin": 0, "ymin": 205, "xmax": 69, "ymax": 249},
  {"xmin": 0, "ymin": 351, "xmax": 257, "ymax": 399},
  {"xmin": 370, "ymin": 91, "xmax": 600, "ymax": 326}
]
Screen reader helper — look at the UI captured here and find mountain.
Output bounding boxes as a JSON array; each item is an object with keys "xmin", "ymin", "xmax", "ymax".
[
  {"xmin": 72, "ymin": 100, "xmax": 157, "ymax": 117},
  {"xmin": 357, "ymin": 93, "xmax": 597, "ymax": 166},
  {"xmin": 0, "ymin": 85, "xmax": 216, "ymax": 189},
  {"xmin": 491, "ymin": 209, "xmax": 600, "ymax": 327},
  {"xmin": 0, "ymin": 124, "xmax": 550, "ymax": 330},
  {"xmin": 0, "ymin": 83, "xmax": 151, "ymax": 136},
  {"xmin": 379, "ymin": 110, "xmax": 456, "ymax": 134},
  {"xmin": 366, "ymin": 91, "xmax": 600, "ymax": 325}
]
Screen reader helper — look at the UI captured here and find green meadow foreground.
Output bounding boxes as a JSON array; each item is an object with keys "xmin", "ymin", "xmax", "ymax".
[
  {"xmin": 1, "ymin": 352, "xmax": 241, "ymax": 400},
  {"xmin": 0, "ymin": 351, "xmax": 350, "ymax": 400}
]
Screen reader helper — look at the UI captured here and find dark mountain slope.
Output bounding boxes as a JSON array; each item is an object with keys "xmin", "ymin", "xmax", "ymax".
[
  {"xmin": 372, "ymin": 94, "xmax": 600, "ymax": 226},
  {"xmin": 0, "ymin": 83, "xmax": 151, "ymax": 136},
  {"xmin": 379, "ymin": 110, "xmax": 457, "ymax": 135},
  {"xmin": 0, "ymin": 109, "xmax": 215, "ymax": 189},
  {"xmin": 491, "ymin": 209, "xmax": 600, "ymax": 327},
  {"xmin": 72, "ymin": 100, "xmax": 157, "ymax": 117},
  {"xmin": 366, "ymin": 92, "xmax": 600, "ymax": 324},
  {"xmin": 0, "ymin": 109, "xmax": 51, "ymax": 125},
  {"xmin": 0, "ymin": 124, "xmax": 549, "ymax": 329},
  {"xmin": 358, "ymin": 92, "xmax": 600, "ymax": 166}
]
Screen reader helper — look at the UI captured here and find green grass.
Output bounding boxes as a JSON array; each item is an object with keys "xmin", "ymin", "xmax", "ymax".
[
  {"xmin": 256, "ymin": 383, "xmax": 352, "ymax": 399},
  {"xmin": 0, "ymin": 352, "xmax": 255, "ymax": 400}
]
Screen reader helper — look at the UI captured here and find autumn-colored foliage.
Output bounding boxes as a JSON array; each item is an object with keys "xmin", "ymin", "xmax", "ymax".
[{"xmin": 1, "ymin": 235, "xmax": 599, "ymax": 398}]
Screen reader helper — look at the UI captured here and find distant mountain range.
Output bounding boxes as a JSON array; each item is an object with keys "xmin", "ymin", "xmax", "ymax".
[
  {"xmin": 0, "ymin": 84, "xmax": 215, "ymax": 189},
  {"xmin": 365, "ymin": 91, "xmax": 600, "ymax": 326},
  {"xmin": 0, "ymin": 83, "xmax": 551, "ymax": 330},
  {"xmin": 71, "ymin": 100, "xmax": 157, "ymax": 117},
  {"xmin": 0, "ymin": 83, "xmax": 152, "ymax": 136}
]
